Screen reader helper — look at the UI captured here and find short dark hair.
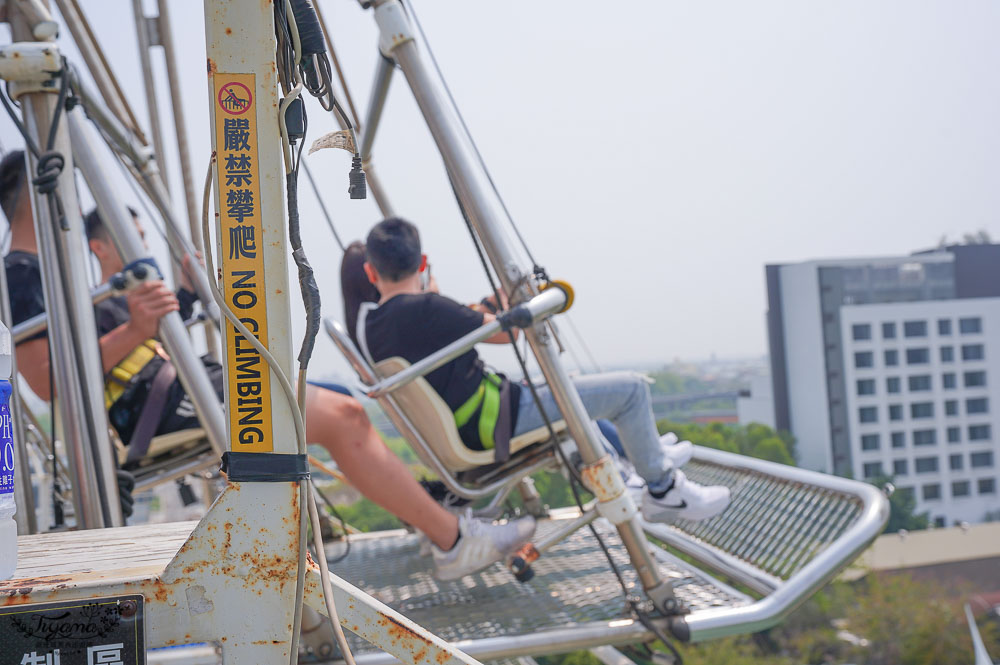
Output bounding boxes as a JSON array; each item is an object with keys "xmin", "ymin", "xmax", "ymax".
[
  {"xmin": 365, "ymin": 217, "xmax": 421, "ymax": 282},
  {"xmin": 83, "ymin": 205, "xmax": 139, "ymax": 242},
  {"xmin": 0, "ymin": 150, "xmax": 27, "ymax": 223}
]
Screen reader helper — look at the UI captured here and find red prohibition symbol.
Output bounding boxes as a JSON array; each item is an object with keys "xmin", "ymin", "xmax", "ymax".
[{"xmin": 218, "ymin": 81, "xmax": 253, "ymax": 115}]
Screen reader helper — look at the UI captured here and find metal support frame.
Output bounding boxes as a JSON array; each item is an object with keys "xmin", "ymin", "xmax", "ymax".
[
  {"xmin": 69, "ymin": 108, "xmax": 228, "ymax": 458},
  {"xmin": 369, "ymin": 0, "xmax": 674, "ymax": 612},
  {"xmin": 7, "ymin": 9, "xmax": 122, "ymax": 529}
]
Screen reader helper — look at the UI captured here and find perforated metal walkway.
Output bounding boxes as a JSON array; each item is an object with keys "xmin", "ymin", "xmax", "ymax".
[{"xmin": 326, "ymin": 512, "xmax": 751, "ymax": 657}]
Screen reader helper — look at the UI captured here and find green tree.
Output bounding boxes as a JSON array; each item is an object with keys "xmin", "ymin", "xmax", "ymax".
[{"xmin": 655, "ymin": 420, "xmax": 796, "ymax": 465}]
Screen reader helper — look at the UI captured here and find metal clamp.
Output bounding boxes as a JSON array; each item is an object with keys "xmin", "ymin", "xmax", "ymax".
[
  {"xmin": 373, "ymin": 0, "xmax": 414, "ymax": 58},
  {"xmin": 0, "ymin": 42, "xmax": 62, "ymax": 98},
  {"xmin": 580, "ymin": 455, "xmax": 638, "ymax": 525}
]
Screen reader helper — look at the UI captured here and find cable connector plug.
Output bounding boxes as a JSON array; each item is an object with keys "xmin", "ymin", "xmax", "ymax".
[{"xmin": 348, "ymin": 155, "xmax": 367, "ymax": 200}]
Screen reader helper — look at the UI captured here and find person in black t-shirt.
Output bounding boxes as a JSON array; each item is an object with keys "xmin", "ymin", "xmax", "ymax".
[{"xmin": 361, "ymin": 218, "xmax": 732, "ymax": 523}]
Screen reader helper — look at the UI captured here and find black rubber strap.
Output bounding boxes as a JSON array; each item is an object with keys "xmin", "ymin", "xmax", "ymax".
[{"xmin": 221, "ymin": 452, "xmax": 310, "ymax": 482}]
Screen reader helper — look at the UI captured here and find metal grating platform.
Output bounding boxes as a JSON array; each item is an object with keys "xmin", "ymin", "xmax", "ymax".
[
  {"xmin": 327, "ymin": 513, "xmax": 751, "ymax": 655},
  {"xmin": 663, "ymin": 456, "xmax": 864, "ymax": 582}
]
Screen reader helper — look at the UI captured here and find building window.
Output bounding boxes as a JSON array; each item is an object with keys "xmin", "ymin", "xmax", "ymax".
[
  {"xmin": 947, "ymin": 426, "xmax": 961, "ymax": 443},
  {"xmin": 913, "ymin": 429, "xmax": 937, "ymax": 446},
  {"xmin": 952, "ymin": 480, "xmax": 970, "ymax": 498},
  {"xmin": 893, "ymin": 459, "xmax": 908, "ymax": 476},
  {"xmin": 949, "ymin": 454, "xmax": 963, "ymax": 470},
  {"xmin": 897, "ymin": 486, "xmax": 915, "ymax": 500},
  {"xmin": 906, "ymin": 348, "xmax": 929, "ymax": 365},
  {"xmin": 979, "ymin": 478, "xmax": 996, "ymax": 495},
  {"xmin": 969, "ymin": 424, "xmax": 992, "ymax": 441},
  {"xmin": 938, "ymin": 319, "xmax": 952, "ymax": 336},
  {"xmin": 891, "ymin": 432, "xmax": 905, "ymax": 448},
  {"xmin": 922, "ymin": 484, "xmax": 941, "ymax": 500},
  {"xmin": 852, "ymin": 323, "xmax": 872, "ymax": 341},
  {"xmin": 964, "ymin": 371, "xmax": 987, "ymax": 388},
  {"xmin": 907, "ymin": 375, "xmax": 932, "ymax": 392},
  {"xmin": 942, "ymin": 373, "xmax": 957, "ymax": 389},
  {"xmin": 910, "ymin": 402, "xmax": 934, "ymax": 419},
  {"xmin": 961, "ymin": 344, "xmax": 985, "ymax": 361},
  {"xmin": 863, "ymin": 462, "xmax": 884, "ymax": 479},
  {"xmin": 859, "ymin": 406, "xmax": 878, "ymax": 423},
  {"xmin": 904, "ymin": 321, "xmax": 927, "ymax": 338},
  {"xmin": 886, "ymin": 377, "xmax": 901, "ymax": 393},
  {"xmin": 888, "ymin": 404, "xmax": 903, "ymax": 421},
  {"xmin": 967, "ymin": 398, "xmax": 989, "ymax": 415},
  {"xmin": 883, "ymin": 350, "xmax": 898, "ymax": 367},
  {"xmin": 915, "ymin": 457, "xmax": 939, "ymax": 473},
  {"xmin": 856, "ymin": 379, "xmax": 876, "ymax": 396},
  {"xmin": 861, "ymin": 434, "xmax": 880, "ymax": 451},
  {"xmin": 882, "ymin": 322, "xmax": 896, "ymax": 339},
  {"xmin": 939, "ymin": 346, "xmax": 954, "ymax": 363},
  {"xmin": 944, "ymin": 400, "xmax": 958, "ymax": 416},
  {"xmin": 959, "ymin": 317, "xmax": 982, "ymax": 334},
  {"xmin": 971, "ymin": 452, "xmax": 994, "ymax": 468},
  {"xmin": 855, "ymin": 351, "xmax": 874, "ymax": 369}
]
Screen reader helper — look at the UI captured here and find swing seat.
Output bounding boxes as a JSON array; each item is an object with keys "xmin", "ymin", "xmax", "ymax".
[
  {"xmin": 374, "ymin": 356, "xmax": 565, "ymax": 472},
  {"xmin": 113, "ymin": 428, "xmax": 217, "ymax": 492}
]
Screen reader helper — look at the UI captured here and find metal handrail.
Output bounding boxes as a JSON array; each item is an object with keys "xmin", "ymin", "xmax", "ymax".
[{"xmin": 655, "ymin": 446, "xmax": 889, "ymax": 641}]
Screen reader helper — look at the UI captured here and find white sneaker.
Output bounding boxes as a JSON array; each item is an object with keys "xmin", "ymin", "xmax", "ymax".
[
  {"xmin": 432, "ymin": 509, "xmax": 536, "ymax": 581},
  {"xmin": 642, "ymin": 470, "xmax": 730, "ymax": 522},
  {"xmin": 660, "ymin": 432, "xmax": 693, "ymax": 467}
]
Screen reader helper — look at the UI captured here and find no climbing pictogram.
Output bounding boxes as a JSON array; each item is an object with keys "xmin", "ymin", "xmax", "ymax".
[{"xmin": 217, "ymin": 81, "xmax": 252, "ymax": 116}]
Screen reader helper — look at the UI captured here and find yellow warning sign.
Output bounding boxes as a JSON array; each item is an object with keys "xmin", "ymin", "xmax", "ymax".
[{"xmin": 214, "ymin": 73, "xmax": 272, "ymax": 452}]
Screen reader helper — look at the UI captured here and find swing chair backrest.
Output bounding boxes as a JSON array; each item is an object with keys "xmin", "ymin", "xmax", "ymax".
[{"xmin": 374, "ymin": 356, "xmax": 556, "ymax": 472}]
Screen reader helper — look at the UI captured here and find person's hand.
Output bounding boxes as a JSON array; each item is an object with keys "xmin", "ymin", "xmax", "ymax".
[
  {"xmin": 179, "ymin": 252, "xmax": 204, "ymax": 293},
  {"xmin": 126, "ymin": 280, "xmax": 179, "ymax": 339}
]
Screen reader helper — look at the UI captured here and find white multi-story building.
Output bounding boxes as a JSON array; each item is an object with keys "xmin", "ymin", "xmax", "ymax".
[{"xmin": 766, "ymin": 244, "xmax": 1000, "ymax": 525}]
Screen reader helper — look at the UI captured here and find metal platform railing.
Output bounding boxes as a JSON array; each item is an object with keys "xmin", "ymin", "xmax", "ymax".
[{"xmin": 646, "ymin": 446, "xmax": 889, "ymax": 641}]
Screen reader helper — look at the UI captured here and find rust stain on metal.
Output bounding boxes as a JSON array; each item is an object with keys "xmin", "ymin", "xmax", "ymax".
[
  {"xmin": 225, "ymin": 28, "xmax": 233, "ymax": 35},
  {"xmin": 207, "ymin": 58, "xmax": 217, "ymax": 74}
]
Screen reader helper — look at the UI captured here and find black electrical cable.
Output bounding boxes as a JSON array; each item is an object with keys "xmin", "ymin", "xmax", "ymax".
[{"xmin": 286, "ymin": 110, "xmax": 322, "ymax": 369}]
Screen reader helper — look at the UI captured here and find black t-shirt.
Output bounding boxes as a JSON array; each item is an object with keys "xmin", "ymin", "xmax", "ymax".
[
  {"xmin": 364, "ymin": 293, "xmax": 488, "ymax": 411},
  {"xmin": 5, "ymin": 250, "xmax": 47, "ymax": 341}
]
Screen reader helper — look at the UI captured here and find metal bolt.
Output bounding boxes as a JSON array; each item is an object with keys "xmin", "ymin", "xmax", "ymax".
[{"xmin": 120, "ymin": 599, "xmax": 138, "ymax": 618}]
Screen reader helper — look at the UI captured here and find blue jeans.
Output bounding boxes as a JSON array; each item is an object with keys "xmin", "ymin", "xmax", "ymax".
[{"xmin": 513, "ymin": 371, "xmax": 672, "ymax": 491}]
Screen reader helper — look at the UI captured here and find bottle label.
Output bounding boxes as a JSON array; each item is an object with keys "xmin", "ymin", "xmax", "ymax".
[{"xmin": 0, "ymin": 380, "xmax": 12, "ymax": 496}]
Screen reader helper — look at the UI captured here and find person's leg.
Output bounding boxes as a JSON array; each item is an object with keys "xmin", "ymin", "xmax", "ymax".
[
  {"xmin": 304, "ymin": 385, "xmax": 459, "ymax": 550},
  {"xmin": 513, "ymin": 372, "xmax": 673, "ymax": 490}
]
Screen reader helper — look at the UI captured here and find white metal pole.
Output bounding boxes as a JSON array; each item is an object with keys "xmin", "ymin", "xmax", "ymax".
[{"xmin": 69, "ymin": 110, "xmax": 228, "ymax": 458}]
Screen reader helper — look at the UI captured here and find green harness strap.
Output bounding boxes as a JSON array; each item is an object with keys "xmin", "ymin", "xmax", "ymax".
[{"xmin": 454, "ymin": 373, "xmax": 502, "ymax": 451}]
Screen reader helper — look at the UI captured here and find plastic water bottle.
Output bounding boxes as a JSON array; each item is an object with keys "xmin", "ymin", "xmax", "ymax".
[{"xmin": 0, "ymin": 320, "xmax": 15, "ymax": 580}]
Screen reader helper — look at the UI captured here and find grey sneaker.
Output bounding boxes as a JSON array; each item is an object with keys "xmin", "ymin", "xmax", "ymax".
[
  {"xmin": 642, "ymin": 470, "xmax": 730, "ymax": 522},
  {"xmin": 432, "ymin": 509, "xmax": 536, "ymax": 581}
]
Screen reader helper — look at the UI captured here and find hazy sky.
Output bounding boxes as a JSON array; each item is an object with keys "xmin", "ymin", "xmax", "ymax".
[{"xmin": 3, "ymin": 1, "xmax": 999, "ymax": 381}]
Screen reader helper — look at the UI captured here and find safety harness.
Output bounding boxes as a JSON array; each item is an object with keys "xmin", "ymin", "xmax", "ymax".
[
  {"xmin": 356, "ymin": 301, "xmax": 514, "ymax": 461},
  {"xmin": 104, "ymin": 338, "xmax": 177, "ymax": 464}
]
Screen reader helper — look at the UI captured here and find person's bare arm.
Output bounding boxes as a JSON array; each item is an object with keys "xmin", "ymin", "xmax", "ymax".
[{"xmin": 15, "ymin": 281, "xmax": 179, "ymax": 401}]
